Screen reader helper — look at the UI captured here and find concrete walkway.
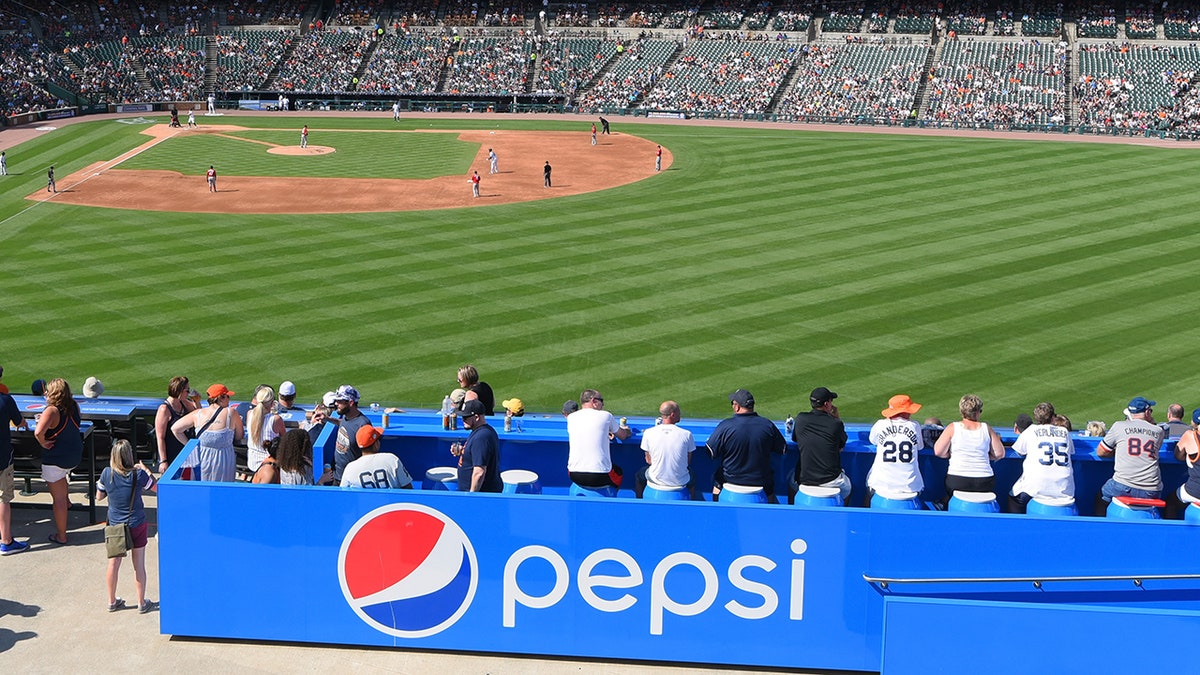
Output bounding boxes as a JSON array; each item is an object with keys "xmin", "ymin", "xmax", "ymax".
[{"xmin": 1, "ymin": 484, "xmax": 835, "ymax": 674}]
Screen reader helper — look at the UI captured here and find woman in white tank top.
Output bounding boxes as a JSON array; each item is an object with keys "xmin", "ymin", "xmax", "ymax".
[{"xmin": 934, "ymin": 394, "xmax": 1006, "ymax": 496}]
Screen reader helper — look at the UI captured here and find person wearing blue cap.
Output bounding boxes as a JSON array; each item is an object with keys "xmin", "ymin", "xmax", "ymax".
[{"xmin": 1097, "ymin": 396, "xmax": 1164, "ymax": 504}]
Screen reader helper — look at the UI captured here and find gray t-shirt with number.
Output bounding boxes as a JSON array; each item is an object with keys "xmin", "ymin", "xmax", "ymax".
[{"xmin": 1103, "ymin": 419, "xmax": 1164, "ymax": 491}]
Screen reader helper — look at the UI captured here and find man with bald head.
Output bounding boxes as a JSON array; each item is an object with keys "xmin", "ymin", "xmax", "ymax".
[{"xmin": 634, "ymin": 400, "xmax": 695, "ymax": 499}]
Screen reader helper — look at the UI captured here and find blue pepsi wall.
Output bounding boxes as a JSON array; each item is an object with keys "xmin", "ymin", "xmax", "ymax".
[{"xmin": 159, "ymin": 427, "xmax": 1200, "ymax": 672}]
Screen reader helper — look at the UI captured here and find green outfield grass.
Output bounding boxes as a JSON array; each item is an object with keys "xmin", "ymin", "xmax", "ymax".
[{"xmin": 3, "ymin": 113, "xmax": 1200, "ymax": 425}]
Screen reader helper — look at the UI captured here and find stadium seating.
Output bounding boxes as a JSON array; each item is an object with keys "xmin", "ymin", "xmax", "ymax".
[
  {"xmin": 216, "ymin": 30, "xmax": 297, "ymax": 92},
  {"xmin": 533, "ymin": 36, "xmax": 619, "ymax": 97},
  {"xmin": 575, "ymin": 38, "xmax": 678, "ymax": 111},
  {"xmin": 1076, "ymin": 43, "xmax": 1200, "ymax": 132},
  {"xmin": 777, "ymin": 41, "xmax": 929, "ymax": 121},
  {"xmin": 274, "ymin": 31, "xmax": 375, "ymax": 93},
  {"xmin": 441, "ymin": 36, "xmax": 531, "ymax": 96},
  {"xmin": 356, "ymin": 31, "xmax": 449, "ymax": 94},
  {"xmin": 923, "ymin": 39, "xmax": 1067, "ymax": 127},
  {"xmin": 639, "ymin": 38, "xmax": 796, "ymax": 115},
  {"xmin": 128, "ymin": 36, "xmax": 206, "ymax": 100}
]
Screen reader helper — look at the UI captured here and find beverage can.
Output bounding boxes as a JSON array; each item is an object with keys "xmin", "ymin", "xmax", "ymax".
[{"xmin": 382, "ymin": 412, "xmax": 390, "ymax": 429}]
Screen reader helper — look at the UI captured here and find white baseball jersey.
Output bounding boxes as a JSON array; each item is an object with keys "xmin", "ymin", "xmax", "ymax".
[
  {"xmin": 1011, "ymin": 423, "xmax": 1074, "ymax": 500},
  {"xmin": 340, "ymin": 453, "xmax": 412, "ymax": 489},
  {"xmin": 867, "ymin": 417, "xmax": 925, "ymax": 495}
]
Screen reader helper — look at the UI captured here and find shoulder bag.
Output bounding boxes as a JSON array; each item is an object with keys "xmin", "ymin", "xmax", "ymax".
[{"xmin": 104, "ymin": 469, "xmax": 140, "ymax": 559}]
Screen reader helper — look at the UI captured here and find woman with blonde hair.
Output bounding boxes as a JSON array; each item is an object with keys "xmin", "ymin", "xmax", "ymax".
[
  {"xmin": 171, "ymin": 384, "xmax": 244, "ymax": 482},
  {"xmin": 154, "ymin": 376, "xmax": 197, "ymax": 477},
  {"xmin": 97, "ymin": 440, "xmax": 157, "ymax": 613},
  {"xmin": 246, "ymin": 386, "xmax": 285, "ymax": 472},
  {"xmin": 34, "ymin": 378, "xmax": 84, "ymax": 545},
  {"xmin": 933, "ymin": 394, "xmax": 1006, "ymax": 499}
]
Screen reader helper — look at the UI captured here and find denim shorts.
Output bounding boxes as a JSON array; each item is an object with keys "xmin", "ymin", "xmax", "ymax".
[{"xmin": 1100, "ymin": 478, "xmax": 1160, "ymax": 502}]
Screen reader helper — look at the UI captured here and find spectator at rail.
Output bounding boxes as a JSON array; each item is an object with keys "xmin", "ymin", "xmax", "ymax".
[
  {"xmin": 1161, "ymin": 403, "xmax": 1190, "ymax": 437},
  {"xmin": 792, "ymin": 387, "xmax": 850, "ymax": 504},
  {"xmin": 1165, "ymin": 409, "xmax": 1200, "ymax": 518},
  {"xmin": 707, "ymin": 389, "xmax": 785, "ymax": 502},
  {"xmin": 933, "ymin": 394, "xmax": 1006, "ymax": 500},
  {"xmin": 277, "ymin": 381, "xmax": 301, "ymax": 414},
  {"xmin": 340, "ymin": 425, "xmax": 412, "ymax": 489},
  {"xmin": 304, "ymin": 401, "xmax": 334, "ymax": 446},
  {"xmin": 172, "ymin": 383, "xmax": 245, "ymax": 483},
  {"xmin": 567, "ymin": 389, "xmax": 631, "ymax": 491},
  {"xmin": 35, "ymin": 378, "xmax": 84, "ymax": 545},
  {"xmin": 98, "ymin": 439, "xmax": 157, "ymax": 614},
  {"xmin": 277, "ymin": 428, "xmax": 317, "ymax": 485},
  {"xmin": 634, "ymin": 400, "xmax": 695, "ymax": 499},
  {"xmin": 1013, "ymin": 413, "xmax": 1033, "ymax": 434},
  {"xmin": 251, "ymin": 437, "xmax": 281, "ymax": 484},
  {"xmin": 1053, "ymin": 414, "xmax": 1072, "ymax": 432},
  {"xmin": 1085, "ymin": 420, "xmax": 1108, "ymax": 437},
  {"xmin": 455, "ymin": 399, "xmax": 502, "ymax": 492},
  {"xmin": 866, "ymin": 394, "xmax": 925, "ymax": 504},
  {"xmin": 246, "ymin": 385, "xmax": 285, "ymax": 472},
  {"xmin": 457, "ymin": 364, "xmax": 495, "ymax": 415},
  {"xmin": 155, "ymin": 376, "xmax": 197, "ymax": 477},
  {"xmin": 331, "ymin": 385, "xmax": 369, "ymax": 483},
  {"xmin": 0, "ymin": 385, "xmax": 29, "ymax": 554},
  {"xmin": 1008, "ymin": 402, "xmax": 1074, "ymax": 514},
  {"xmin": 1097, "ymin": 396, "xmax": 1164, "ymax": 504},
  {"xmin": 83, "ymin": 376, "xmax": 105, "ymax": 398}
]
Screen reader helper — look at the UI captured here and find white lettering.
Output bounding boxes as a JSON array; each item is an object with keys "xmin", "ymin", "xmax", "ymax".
[
  {"xmin": 503, "ymin": 545, "xmax": 569, "ymax": 627},
  {"xmin": 578, "ymin": 548, "xmax": 642, "ymax": 612},
  {"xmin": 724, "ymin": 555, "xmax": 778, "ymax": 619},
  {"xmin": 790, "ymin": 539, "xmax": 807, "ymax": 620},
  {"xmin": 649, "ymin": 552, "xmax": 718, "ymax": 635}
]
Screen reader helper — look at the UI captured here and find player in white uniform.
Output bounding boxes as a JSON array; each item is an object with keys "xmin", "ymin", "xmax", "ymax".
[
  {"xmin": 340, "ymin": 426, "xmax": 412, "ymax": 489},
  {"xmin": 1, "ymin": 151, "xmax": 7, "ymax": 175},
  {"xmin": 488, "ymin": 148, "xmax": 498, "ymax": 174},
  {"xmin": 207, "ymin": 94, "xmax": 215, "ymax": 114},
  {"xmin": 1009, "ymin": 402, "xmax": 1074, "ymax": 513},
  {"xmin": 392, "ymin": 101, "xmax": 401, "ymax": 121},
  {"xmin": 867, "ymin": 395, "xmax": 925, "ymax": 501}
]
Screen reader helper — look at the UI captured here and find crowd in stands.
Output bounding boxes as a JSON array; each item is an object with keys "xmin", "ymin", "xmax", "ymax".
[
  {"xmin": 575, "ymin": 38, "xmax": 674, "ymax": 110},
  {"xmin": 128, "ymin": 37, "xmax": 206, "ymax": 101},
  {"xmin": 383, "ymin": 1, "xmax": 438, "ymax": 27},
  {"xmin": 480, "ymin": 2, "xmax": 530, "ymax": 26},
  {"xmin": 532, "ymin": 34, "xmax": 618, "ymax": 96},
  {"xmin": 923, "ymin": 39, "xmax": 1067, "ymax": 127},
  {"xmin": 215, "ymin": 30, "xmax": 297, "ymax": 91},
  {"xmin": 640, "ymin": 38, "xmax": 795, "ymax": 114},
  {"xmin": 557, "ymin": 2, "xmax": 593, "ymax": 27},
  {"xmin": 0, "ymin": 35, "xmax": 68, "ymax": 115},
  {"xmin": 332, "ymin": 0, "xmax": 386, "ymax": 26},
  {"xmin": 355, "ymin": 30, "xmax": 448, "ymax": 93},
  {"xmin": 1076, "ymin": 3, "xmax": 1119, "ymax": 37},
  {"xmin": 596, "ymin": 3, "xmax": 629, "ymax": 27},
  {"xmin": 1075, "ymin": 42, "xmax": 1196, "ymax": 131},
  {"xmin": 776, "ymin": 41, "xmax": 926, "ymax": 120},
  {"xmin": 442, "ymin": 34, "xmax": 531, "ymax": 94},
  {"xmin": 275, "ymin": 30, "xmax": 374, "ymax": 92},
  {"xmin": 222, "ymin": 0, "xmax": 308, "ymax": 26}
]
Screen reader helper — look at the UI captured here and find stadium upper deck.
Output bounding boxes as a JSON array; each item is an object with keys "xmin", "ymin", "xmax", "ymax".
[{"xmin": 6, "ymin": 1, "xmax": 1200, "ymax": 136}]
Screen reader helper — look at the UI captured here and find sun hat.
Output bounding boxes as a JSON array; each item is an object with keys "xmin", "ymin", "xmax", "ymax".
[{"xmin": 881, "ymin": 394, "xmax": 921, "ymax": 418}]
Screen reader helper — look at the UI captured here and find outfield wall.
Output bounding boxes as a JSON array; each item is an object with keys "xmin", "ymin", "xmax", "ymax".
[{"xmin": 158, "ymin": 418, "xmax": 1200, "ymax": 672}]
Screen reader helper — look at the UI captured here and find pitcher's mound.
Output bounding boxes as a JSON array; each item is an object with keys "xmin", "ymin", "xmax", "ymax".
[{"xmin": 269, "ymin": 145, "xmax": 335, "ymax": 155}]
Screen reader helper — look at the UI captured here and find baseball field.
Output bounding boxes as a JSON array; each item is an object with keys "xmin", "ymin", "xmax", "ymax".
[{"xmin": 2, "ymin": 112, "xmax": 1199, "ymax": 424}]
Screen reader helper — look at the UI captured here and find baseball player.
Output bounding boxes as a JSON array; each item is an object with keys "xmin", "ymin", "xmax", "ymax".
[
  {"xmin": 47, "ymin": 166, "xmax": 56, "ymax": 193},
  {"xmin": 1, "ymin": 151, "xmax": 7, "ymax": 175},
  {"xmin": 207, "ymin": 93, "xmax": 215, "ymax": 114},
  {"xmin": 206, "ymin": 165, "xmax": 217, "ymax": 192},
  {"xmin": 488, "ymin": 148, "xmax": 498, "ymax": 174},
  {"xmin": 600, "ymin": 117, "xmax": 610, "ymax": 134},
  {"xmin": 543, "ymin": 161, "xmax": 552, "ymax": 187},
  {"xmin": 470, "ymin": 170, "xmax": 481, "ymax": 198},
  {"xmin": 300, "ymin": 125, "xmax": 308, "ymax": 149},
  {"xmin": 655, "ymin": 145, "xmax": 662, "ymax": 171},
  {"xmin": 187, "ymin": 110, "xmax": 196, "ymax": 128},
  {"xmin": 392, "ymin": 101, "xmax": 401, "ymax": 121},
  {"xmin": 591, "ymin": 122, "xmax": 597, "ymax": 146}
]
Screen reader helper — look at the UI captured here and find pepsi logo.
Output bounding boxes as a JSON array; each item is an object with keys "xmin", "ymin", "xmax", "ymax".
[{"xmin": 338, "ymin": 504, "xmax": 478, "ymax": 638}]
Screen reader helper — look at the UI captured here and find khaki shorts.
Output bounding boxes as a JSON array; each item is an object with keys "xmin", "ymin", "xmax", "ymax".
[
  {"xmin": 0, "ymin": 465, "xmax": 13, "ymax": 503},
  {"xmin": 41, "ymin": 464, "xmax": 73, "ymax": 484}
]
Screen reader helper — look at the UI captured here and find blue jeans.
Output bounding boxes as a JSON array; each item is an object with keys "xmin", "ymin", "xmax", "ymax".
[{"xmin": 1100, "ymin": 478, "xmax": 1160, "ymax": 503}]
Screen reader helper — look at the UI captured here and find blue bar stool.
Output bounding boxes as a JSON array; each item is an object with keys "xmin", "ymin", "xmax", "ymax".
[
  {"xmin": 794, "ymin": 485, "xmax": 843, "ymax": 507},
  {"xmin": 644, "ymin": 481, "xmax": 688, "ymax": 501},
  {"xmin": 422, "ymin": 467, "xmax": 459, "ymax": 491},
  {"xmin": 948, "ymin": 491, "xmax": 1000, "ymax": 513},
  {"xmin": 501, "ymin": 470, "xmax": 541, "ymax": 495},
  {"xmin": 719, "ymin": 483, "xmax": 767, "ymax": 504},
  {"xmin": 870, "ymin": 489, "xmax": 921, "ymax": 510},
  {"xmin": 1106, "ymin": 496, "xmax": 1164, "ymax": 520},
  {"xmin": 1026, "ymin": 496, "xmax": 1078, "ymax": 517},
  {"xmin": 1186, "ymin": 503, "xmax": 1200, "ymax": 524},
  {"xmin": 570, "ymin": 483, "xmax": 618, "ymax": 498}
]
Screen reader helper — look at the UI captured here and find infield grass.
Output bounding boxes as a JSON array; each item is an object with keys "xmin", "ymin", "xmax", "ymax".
[{"xmin": 3, "ymin": 113, "xmax": 1200, "ymax": 425}]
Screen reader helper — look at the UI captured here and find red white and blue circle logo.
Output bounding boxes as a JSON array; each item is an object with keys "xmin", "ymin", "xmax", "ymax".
[{"xmin": 338, "ymin": 504, "xmax": 478, "ymax": 638}]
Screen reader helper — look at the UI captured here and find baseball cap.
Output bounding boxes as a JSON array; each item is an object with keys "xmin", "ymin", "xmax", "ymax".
[
  {"xmin": 355, "ymin": 425, "xmax": 383, "ymax": 449},
  {"xmin": 450, "ymin": 388, "xmax": 468, "ymax": 407},
  {"xmin": 333, "ymin": 385, "xmax": 360, "ymax": 403},
  {"xmin": 1192, "ymin": 409, "xmax": 1200, "ymax": 426},
  {"xmin": 562, "ymin": 399, "xmax": 580, "ymax": 415},
  {"xmin": 458, "ymin": 399, "xmax": 487, "ymax": 418},
  {"xmin": 279, "ymin": 381, "xmax": 296, "ymax": 397},
  {"xmin": 1126, "ymin": 396, "xmax": 1155, "ymax": 415},
  {"xmin": 881, "ymin": 394, "xmax": 921, "ymax": 418},
  {"xmin": 32, "ymin": 378, "xmax": 46, "ymax": 396},
  {"xmin": 502, "ymin": 398, "xmax": 525, "ymax": 415},
  {"xmin": 810, "ymin": 387, "xmax": 838, "ymax": 406},
  {"xmin": 729, "ymin": 389, "xmax": 755, "ymax": 408},
  {"xmin": 83, "ymin": 376, "xmax": 105, "ymax": 398},
  {"xmin": 322, "ymin": 391, "xmax": 337, "ymax": 407},
  {"xmin": 207, "ymin": 383, "xmax": 235, "ymax": 399}
]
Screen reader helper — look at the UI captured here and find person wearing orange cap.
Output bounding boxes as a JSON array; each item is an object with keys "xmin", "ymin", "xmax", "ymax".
[
  {"xmin": 866, "ymin": 394, "xmax": 926, "ymax": 504},
  {"xmin": 790, "ymin": 387, "xmax": 849, "ymax": 504},
  {"xmin": 171, "ymin": 384, "xmax": 244, "ymax": 482},
  {"xmin": 339, "ymin": 425, "xmax": 412, "ymax": 489}
]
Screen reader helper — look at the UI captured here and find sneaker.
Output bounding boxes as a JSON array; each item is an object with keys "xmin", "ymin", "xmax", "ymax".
[
  {"xmin": 138, "ymin": 600, "xmax": 159, "ymax": 614},
  {"xmin": 0, "ymin": 539, "xmax": 29, "ymax": 555},
  {"xmin": 108, "ymin": 598, "xmax": 126, "ymax": 612}
]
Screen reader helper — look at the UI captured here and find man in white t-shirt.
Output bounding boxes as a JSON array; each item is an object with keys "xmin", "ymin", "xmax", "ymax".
[
  {"xmin": 866, "ymin": 394, "xmax": 926, "ymax": 502},
  {"xmin": 1009, "ymin": 401, "xmax": 1074, "ymax": 513},
  {"xmin": 635, "ymin": 400, "xmax": 694, "ymax": 499},
  {"xmin": 340, "ymin": 426, "xmax": 413, "ymax": 489},
  {"xmin": 566, "ymin": 389, "xmax": 631, "ymax": 489}
]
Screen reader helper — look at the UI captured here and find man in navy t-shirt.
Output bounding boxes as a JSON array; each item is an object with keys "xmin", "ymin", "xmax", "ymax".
[
  {"xmin": 457, "ymin": 400, "xmax": 502, "ymax": 492},
  {"xmin": 707, "ymin": 389, "xmax": 786, "ymax": 502}
]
